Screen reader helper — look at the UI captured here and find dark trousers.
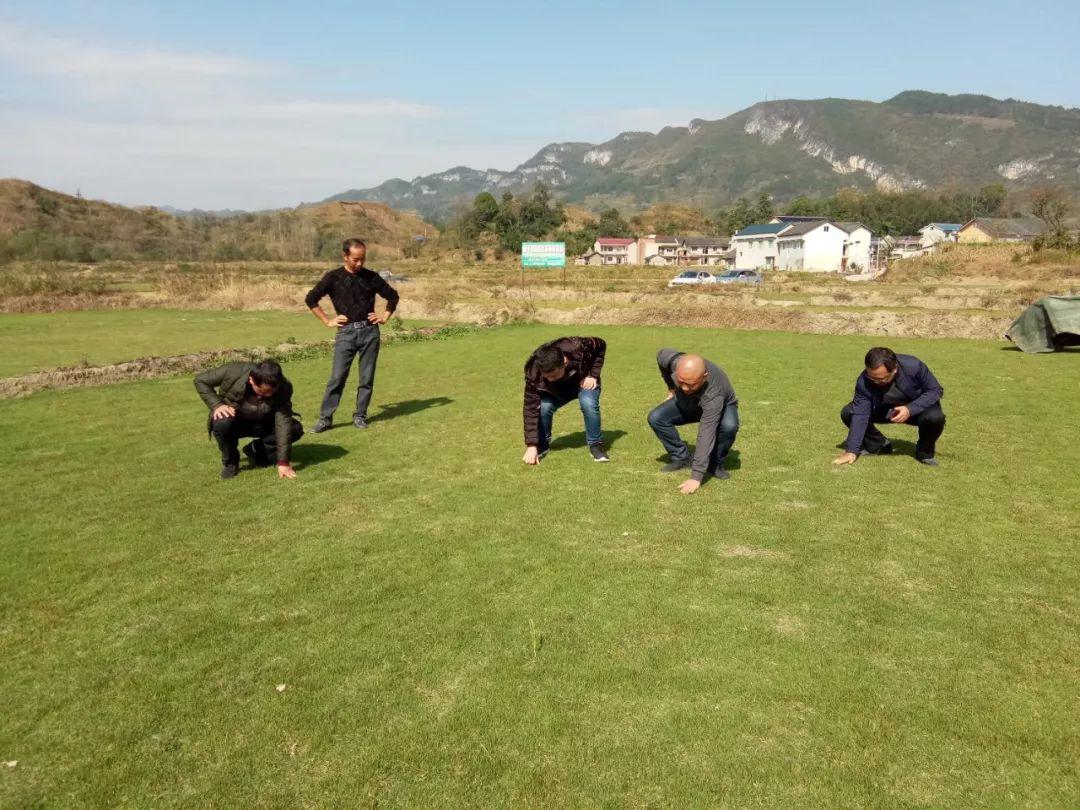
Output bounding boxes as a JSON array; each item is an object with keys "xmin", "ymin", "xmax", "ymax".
[
  {"xmin": 211, "ymin": 416, "xmax": 303, "ymax": 466},
  {"xmin": 319, "ymin": 323, "xmax": 381, "ymax": 421},
  {"xmin": 647, "ymin": 399, "xmax": 740, "ymax": 470},
  {"xmin": 840, "ymin": 402, "xmax": 946, "ymax": 459}
]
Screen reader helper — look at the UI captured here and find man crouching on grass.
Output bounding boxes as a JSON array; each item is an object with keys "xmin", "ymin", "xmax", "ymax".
[
  {"xmin": 194, "ymin": 359, "xmax": 303, "ymax": 480},
  {"xmin": 648, "ymin": 349, "xmax": 739, "ymax": 494},
  {"xmin": 833, "ymin": 346, "xmax": 945, "ymax": 467},
  {"xmin": 522, "ymin": 336, "xmax": 610, "ymax": 464}
]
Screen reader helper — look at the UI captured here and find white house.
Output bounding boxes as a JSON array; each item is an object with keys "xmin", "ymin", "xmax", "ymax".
[
  {"xmin": 776, "ymin": 221, "xmax": 873, "ymax": 272},
  {"xmin": 918, "ymin": 222, "xmax": 961, "ymax": 249},
  {"xmin": 889, "ymin": 236, "xmax": 929, "ymax": 260},
  {"xmin": 593, "ymin": 237, "xmax": 639, "ymax": 265},
  {"xmin": 678, "ymin": 237, "xmax": 730, "ymax": 266},
  {"xmin": 731, "ymin": 222, "xmax": 791, "ymax": 270},
  {"xmin": 835, "ymin": 221, "xmax": 872, "ymax": 272}
]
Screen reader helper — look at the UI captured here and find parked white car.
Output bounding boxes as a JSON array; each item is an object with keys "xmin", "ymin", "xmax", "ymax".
[
  {"xmin": 715, "ymin": 269, "xmax": 763, "ymax": 285},
  {"xmin": 667, "ymin": 270, "xmax": 717, "ymax": 288}
]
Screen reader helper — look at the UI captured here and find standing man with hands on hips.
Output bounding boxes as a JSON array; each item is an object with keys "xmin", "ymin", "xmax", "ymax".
[{"xmin": 306, "ymin": 238, "xmax": 400, "ymax": 432}]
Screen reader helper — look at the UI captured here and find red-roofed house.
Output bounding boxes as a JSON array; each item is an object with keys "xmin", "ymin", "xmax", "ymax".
[{"xmin": 593, "ymin": 237, "xmax": 640, "ymax": 265}]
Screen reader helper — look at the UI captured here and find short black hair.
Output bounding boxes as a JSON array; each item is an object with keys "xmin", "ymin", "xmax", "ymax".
[
  {"xmin": 342, "ymin": 238, "xmax": 367, "ymax": 255},
  {"xmin": 864, "ymin": 347, "xmax": 898, "ymax": 371},
  {"xmin": 535, "ymin": 345, "xmax": 564, "ymax": 374},
  {"xmin": 250, "ymin": 359, "xmax": 284, "ymax": 389}
]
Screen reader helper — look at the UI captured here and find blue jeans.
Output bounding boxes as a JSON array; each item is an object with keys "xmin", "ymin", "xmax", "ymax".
[
  {"xmin": 319, "ymin": 323, "xmax": 380, "ymax": 421},
  {"xmin": 647, "ymin": 399, "xmax": 739, "ymax": 469},
  {"xmin": 538, "ymin": 386, "xmax": 602, "ymax": 453}
]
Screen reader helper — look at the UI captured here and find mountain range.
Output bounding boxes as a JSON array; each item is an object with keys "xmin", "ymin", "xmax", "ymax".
[{"xmin": 318, "ymin": 91, "xmax": 1080, "ymax": 221}]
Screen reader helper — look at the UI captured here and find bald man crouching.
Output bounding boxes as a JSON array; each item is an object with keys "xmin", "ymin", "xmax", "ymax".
[{"xmin": 647, "ymin": 349, "xmax": 740, "ymax": 494}]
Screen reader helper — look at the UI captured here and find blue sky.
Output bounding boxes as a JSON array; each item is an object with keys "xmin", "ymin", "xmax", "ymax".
[{"xmin": 1, "ymin": 0, "xmax": 1077, "ymax": 209}]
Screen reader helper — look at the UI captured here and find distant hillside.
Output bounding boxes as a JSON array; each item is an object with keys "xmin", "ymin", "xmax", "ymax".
[
  {"xmin": 157, "ymin": 206, "xmax": 250, "ymax": 218},
  {"xmin": 0, "ymin": 180, "xmax": 436, "ymax": 262},
  {"xmin": 322, "ymin": 91, "xmax": 1080, "ymax": 220}
]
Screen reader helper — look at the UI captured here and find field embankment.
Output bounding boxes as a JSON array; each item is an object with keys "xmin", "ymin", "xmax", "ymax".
[{"xmin": 1, "ymin": 245, "xmax": 1078, "ymax": 343}]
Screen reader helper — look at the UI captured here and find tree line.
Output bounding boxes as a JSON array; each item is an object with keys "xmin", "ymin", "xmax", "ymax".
[
  {"xmin": 448, "ymin": 182, "xmax": 1064, "ymax": 255},
  {"xmin": 3, "ymin": 179, "xmax": 1074, "ymax": 264}
]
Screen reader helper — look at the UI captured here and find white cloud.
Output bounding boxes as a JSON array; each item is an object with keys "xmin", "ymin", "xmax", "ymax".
[
  {"xmin": 224, "ymin": 100, "xmax": 443, "ymax": 121},
  {"xmin": 0, "ymin": 22, "xmax": 441, "ymax": 122},
  {"xmin": 0, "ymin": 21, "xmax": 455, "ymax": 207},
  {"xmin": 0, "ymin": 22, "xmax": 267, "ymax": 95},
  {"xmin": 0, "ymin": 110, "xmax": 527, "ymax": 209}
]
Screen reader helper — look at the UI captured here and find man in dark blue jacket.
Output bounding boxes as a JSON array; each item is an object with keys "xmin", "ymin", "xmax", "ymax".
[{"xmin": 833, "ymin": 347, "xmax": 946, "ymax": 467}]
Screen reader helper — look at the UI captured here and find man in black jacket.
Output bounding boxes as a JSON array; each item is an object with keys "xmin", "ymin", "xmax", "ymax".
[
  {"xmin": 522, "ymin": 336, "xmax": 609, "ymax": 464},
  {"xmin": 305, "ymin": 238, "xmax": 400, "ymax": 432},
  {"xmin": 194, "ymin": 359, "xmax": 303, "ymax": 479},
  {"xmin": 833, "ymin": 347, "xmax": 946, "ymax": 467}
]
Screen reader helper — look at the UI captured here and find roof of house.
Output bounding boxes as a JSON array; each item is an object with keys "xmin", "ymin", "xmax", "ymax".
[
  {"xmin": 596, "ymin": 237, "xmax": 635, "ymax": 246},
  {"xmin": 733, "ymin": 223, "xmax": 789, "ymax": 237},
  {"xmin": 923, "ymin": 222, "xmax": 962, "ymax": 233},
  {"xmin": 961, "ymin": 217, "xmax": 1046, "ymax": 239},
  {"xmin": 773, "ymin": 220, "xmax": 869, "ymax": 238},
  {"xmin": 651, "ymin": 234, "xmax": 678, "ymax": 243},
  {"xmin": 772, "ymin": 215, "xmax": 827, "ymax": 224},
  {"xmin": 776, "ymin": 220, "xmax": 823, "ymax": 238},
  {"xmin": 681, "ymin": 236, "xmax": 729, "ymax": 247}
]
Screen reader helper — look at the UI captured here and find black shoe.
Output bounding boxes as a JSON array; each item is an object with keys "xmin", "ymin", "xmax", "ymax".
[
  {"xmin": 661, "ymin": 457, "xmax": 691, "ymax": 473},
  {"xmin": 858, "ymin": 442, "xmax": 893, "ymax": 457},
  {"xmin": 353, "ymin": 416, "xmax": 369, "ymax": 429},
  {"xmin": 708, "ymin": 466, "xmax": 731, "ymax": 480},
  {"xmin": 220, "ymin": 464, "xmax": 239, "ymax": 480},
  {"xmin": 310, "ymin": 418, "xmax": 332, "ymax": 433},
  {"xmin": 589, "ymin": 443, "xmax": 610, "ymax": 462},
  {"xmin": 243, "ymin": 441, "xmax": 271, "ymax": 468},
  {"xmin": 916, "ymin": 456, "xmax": 939, "ymax": 467}
]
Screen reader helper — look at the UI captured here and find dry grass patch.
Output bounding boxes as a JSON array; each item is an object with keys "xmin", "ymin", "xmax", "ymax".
[
  {"xmin": 887, "ymin": 243, "xmax": 1080, "ymax": 283},
  {"xmin": 719, "ymin": 545, "xmax": 788, "ymax": 560}
]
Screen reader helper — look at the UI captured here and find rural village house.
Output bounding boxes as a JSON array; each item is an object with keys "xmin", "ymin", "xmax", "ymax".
[
  {"xmin": 918, "ymin": 222, "xmax": 962, "ymax": 249},
  {"xmin": 956, "ymin": 217, "xmax": 1046, "ymax": 243},
  {"xmin": 775, "ymin": 220, "xmax": 872, "ymax": 272},
  {"xmin": 729, "ymin": 223, "xmax": 790, "ymax": 270}
]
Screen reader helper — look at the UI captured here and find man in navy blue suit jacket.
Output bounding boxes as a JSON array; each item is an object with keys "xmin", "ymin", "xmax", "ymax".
[{"xmin": 833, "ymin": 347, "xmax": 946, "ymax": 467}]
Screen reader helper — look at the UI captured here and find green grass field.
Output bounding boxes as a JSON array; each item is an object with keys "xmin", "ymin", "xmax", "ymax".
[
  {"xmin": 0, "ymin": 309, "xmax": 329, "ymax": 377},
  {"xmin": 0, "ymin": 310, "xmax": 434, "ymax": 378},
  {"xmin": 2, "ymin": 323, "xmax": 1078, "ymax": 806}
]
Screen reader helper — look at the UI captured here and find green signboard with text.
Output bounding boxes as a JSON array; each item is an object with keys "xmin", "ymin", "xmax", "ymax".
[{"xmin": 521, "ymin": 241, "xmax": 566, "ymax": 268}]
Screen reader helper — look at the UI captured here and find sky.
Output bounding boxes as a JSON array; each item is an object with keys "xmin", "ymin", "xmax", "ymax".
[{"xmin": 1, "ymin": 0, "xmax": 1077, "ymax": 210}]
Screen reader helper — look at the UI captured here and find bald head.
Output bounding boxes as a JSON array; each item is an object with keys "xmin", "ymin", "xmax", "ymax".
[{"xmin": 674, "ymin": 354, "xmax": 709, "ymax": 394}]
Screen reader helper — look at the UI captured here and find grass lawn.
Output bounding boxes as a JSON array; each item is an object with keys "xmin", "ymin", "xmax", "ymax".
[
  {"xmin": 0, "ymin": 310, "xmax": 435, "ymax": 378},
  {"xmin": 0, "ymin": 309, "xmax": 342, "ymax": 377},
  {"xmin": 1, "ymin": 323, "xmax": 1078, "ymax": 806}
]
